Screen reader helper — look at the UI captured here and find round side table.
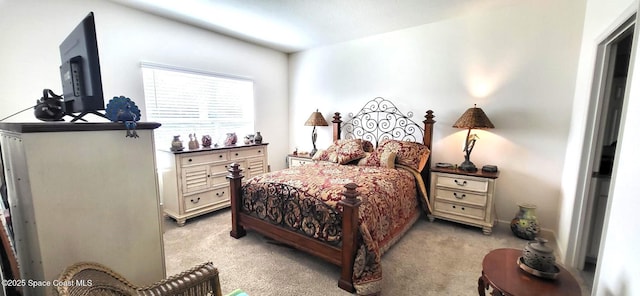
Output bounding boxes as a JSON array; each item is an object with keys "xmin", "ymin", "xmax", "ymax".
[{"xmin": 478, "ymin": 248, "xmax": 581, "ymax": 296}]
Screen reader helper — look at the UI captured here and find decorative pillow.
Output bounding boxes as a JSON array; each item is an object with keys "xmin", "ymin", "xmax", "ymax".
[
  {"xmin": 378, "ymin": 140, "xmax": 431, "ymax": 171},
  {"xmin": 379, "ymin": 150, "xmax": 396, "ymax": 168},
  {"xmin": 312, "ymin": 148, "xmax": 333, "ymax": 162},
  {"xmin": 312, "ymin": 139, "xmax": 369, "ymax": 164},
  {"xmin": 356, "ymin": 150, "xmax": 396, "ymax": 168},
  {"xmin": 334, "ymin": 139, "xmax": 367, "ymax": 164}
]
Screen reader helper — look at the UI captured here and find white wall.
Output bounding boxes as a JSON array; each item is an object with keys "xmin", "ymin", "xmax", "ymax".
[
  {"xmin": 289, "ymin": 0, "xmax": 585, "ymax": 237},
  {"xmin": 560, "ymin": 0, "xmax": 640, "ymax": 294},
  {"xmin": 0, "ymin": 0, "xmax": 289, "ymax": 170}
]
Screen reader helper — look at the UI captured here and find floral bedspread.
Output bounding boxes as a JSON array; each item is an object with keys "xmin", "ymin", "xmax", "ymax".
[{"xmin": 243, "ymin": 161, "xmax": 425, "ymax": 295}]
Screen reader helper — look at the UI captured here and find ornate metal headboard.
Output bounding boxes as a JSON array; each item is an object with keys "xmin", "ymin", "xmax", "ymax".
[
  {"xmin": 338, "ymin": 97, "xmax": 425, "ymax": 147},
  {"xmin": 330, "ymin": 97, "xmax": 435, "ymax": 208}
]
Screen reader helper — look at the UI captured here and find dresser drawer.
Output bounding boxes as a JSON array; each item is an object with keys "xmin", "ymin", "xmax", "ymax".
[
  {"xmin": 184, "ymin": 188, "xmax": 229, "ymax": 212},
  {"xmin": 435, "ymin": 189, "xmax": 487, "ymax": 206},
  {"xmin": 180, "ymin": 151, "xmax": 228, "ymax": 166},
  {"xmin": 437, "ymin": 175, "xmax": 488, "ymax": 193},
  {"xmin": 230, "ymin": 147, "xmax": 266, "ymax": 160},
  {"xmin": 210, "ymin": 163, "xmax": 231, "ymax": 174},
  {"xmin": 210, "ymin": 173, "xmax": 228, "ymax": 186},
  {"xmin": 434, "ymin": 200, "xmax": 485, "ymax": 220}
]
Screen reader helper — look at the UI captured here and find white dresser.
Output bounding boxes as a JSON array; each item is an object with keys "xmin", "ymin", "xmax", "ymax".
[
  {"xmin": 160, "ymin": 144, "xmax": 268, "ymax": 226},
  {"xmin": 428, "ymin": 167, "xmax": 499, "ymax": 235},
  {"xmin": 0, "ymin": 122, "xmax": 166, "ymax": 295}
]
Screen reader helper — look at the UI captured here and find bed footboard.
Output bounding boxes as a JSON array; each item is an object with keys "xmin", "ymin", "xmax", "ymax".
[{"xmin": 227, "ymin": 163, "xmax": 360, "ymax": 292}]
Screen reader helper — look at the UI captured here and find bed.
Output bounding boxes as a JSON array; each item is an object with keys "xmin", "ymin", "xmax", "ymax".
[{"xmin": 227, "ymin": 98, "xmax": 435, "ymax": 295}]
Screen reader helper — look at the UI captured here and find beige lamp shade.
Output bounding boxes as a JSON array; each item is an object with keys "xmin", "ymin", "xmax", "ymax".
[
  {"xmin": 305, "ymin": 110, "xmax": 329, "ymax": 127},
  {"xmin": 452, "ymin": 104, "xmax": 495, "ymax": 129}
]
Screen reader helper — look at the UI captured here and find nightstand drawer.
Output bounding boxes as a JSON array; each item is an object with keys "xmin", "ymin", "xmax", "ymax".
[
  {"xmin": 435, "ymin": 189, "xmax": 487, "ymax": 206},
  {"xmin": 434, "ymin": 200, "xmax": 485, "ymax": 220},
  {"xmin": 287, "ymin": 155, "xmax": 313, "ymax": 168},
  {"xmin": 437, "ymin": 175, "xmax": 488, "ymax": 193}
]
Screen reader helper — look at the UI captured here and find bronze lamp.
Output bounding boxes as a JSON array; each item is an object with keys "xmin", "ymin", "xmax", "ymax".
[
  {"xmin": 452, "ymin": 104, "xmax": 495, "ymax": 172},
  {"xmin": 304, "ymin": 109, "xmax": 329, "ymax": 156}
]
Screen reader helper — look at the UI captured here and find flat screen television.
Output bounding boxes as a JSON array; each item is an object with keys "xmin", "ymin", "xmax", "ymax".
[{"xmin": 59, "ymin": 12, "xmax": 106, "ymax": 121}]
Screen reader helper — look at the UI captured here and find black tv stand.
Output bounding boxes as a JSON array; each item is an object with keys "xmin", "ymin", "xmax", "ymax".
[{"xmin": 68, "ymin": 111, "xmax": 108, "ymax": 122}]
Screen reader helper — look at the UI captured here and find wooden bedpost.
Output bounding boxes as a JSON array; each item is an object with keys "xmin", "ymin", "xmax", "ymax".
[
  {"xmin": 423, "ymin": 110, "xmax": 436, "ymax": 203},
  {"xmin": 227, "ymin": 163, "xmax": 246, "ymax": 238},
  {"xmin": 337, "ymin": 183, "xmax": 361, "ymax": 292},
  {"xmin": 423, "ymin": 110, "xmax": 435, "ymax": 150},
  {"xmin": 332, "ymin": 112, "xmax": 342, "ymax": 142}
]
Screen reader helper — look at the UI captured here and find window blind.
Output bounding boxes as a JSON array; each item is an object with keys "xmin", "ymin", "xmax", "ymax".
[{"xmin": 141, "ymin": 63, "xmax": 255, "ymax": 150}]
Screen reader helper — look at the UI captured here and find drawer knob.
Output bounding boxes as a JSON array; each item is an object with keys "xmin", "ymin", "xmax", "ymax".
[
  {"xmin": 190, "ymin": 197, "xmax": 201, "ymax": 204},
  {"xmin": 235, "ymin": 153, "xmax": 239, "ymax": 156},
  {"xmin": 219, "ymin": 155, "xmax": 223, "ymax": 158},
  {"xmin": 454, "ymin": 180, "xmax": 467, "ymax": 186},
  {"xmin": 453, "ymin": 192, "xmax": 466, "ymax": 199},
  {"xmin": 216, "ymin": 191, "xmax": 225, "ymax": 197},
  {"xmin": 188, "ymin": 158, "xmax": 193, "ymax": 162}
]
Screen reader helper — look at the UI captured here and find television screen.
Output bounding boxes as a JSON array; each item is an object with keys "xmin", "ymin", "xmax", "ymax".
[{"xmin": 59, "ymin": 12, "xmax": 105, "ymax": 121}]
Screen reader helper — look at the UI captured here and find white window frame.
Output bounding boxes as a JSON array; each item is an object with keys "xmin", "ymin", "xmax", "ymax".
[{"xmin": 141, "ymin": 62, "xmax": 255, "ymax": 150}]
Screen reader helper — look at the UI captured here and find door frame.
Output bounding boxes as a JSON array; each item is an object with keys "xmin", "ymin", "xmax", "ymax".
[{"xmin": 566, "ymin": 12, "xmax": 636, "ymax": 270}]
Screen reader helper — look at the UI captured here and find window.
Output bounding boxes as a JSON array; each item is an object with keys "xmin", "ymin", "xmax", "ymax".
[{"xmin": 141, "ymin": 63, "xmax": 255, "ymax": 150}]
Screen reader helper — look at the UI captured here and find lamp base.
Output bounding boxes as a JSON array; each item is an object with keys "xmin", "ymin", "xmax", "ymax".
[{"xmin": 459, "ymin": 160, "xmax": 477, "ymax": 172}]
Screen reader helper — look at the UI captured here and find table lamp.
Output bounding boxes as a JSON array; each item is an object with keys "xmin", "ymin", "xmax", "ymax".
[
  {"xmin": 452, "ymin": 104, "xmax": 495, "ymax": 172},
  {"xmin": 304, "ymin": 109, "xmax": 329, "ymax": 156}
]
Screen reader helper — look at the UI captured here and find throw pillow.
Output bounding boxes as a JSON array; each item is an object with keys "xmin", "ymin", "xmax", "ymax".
[
  {"xmin": 378, "ymin": 139, "xmax": 431, "ymax": 171},
  {"xmin": 335, "ymin": 139, "xmax": 367, "ymax": 164}
]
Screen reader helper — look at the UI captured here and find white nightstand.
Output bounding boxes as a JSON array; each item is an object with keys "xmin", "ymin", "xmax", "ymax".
[
  {"xmin": 428, "ymin": 167, "xmax": 499, "ymax": 235},
  {"xmin": 287, "ymin": 154, "xmax": 313, "ymax": 168}
]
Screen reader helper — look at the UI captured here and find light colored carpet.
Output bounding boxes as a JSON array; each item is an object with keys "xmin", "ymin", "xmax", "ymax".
[{"xmin": 163, "ymin": 209, "xmax": 591, "ymax": 295}]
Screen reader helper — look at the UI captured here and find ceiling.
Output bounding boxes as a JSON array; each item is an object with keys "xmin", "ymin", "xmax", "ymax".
[{"xmin": 108, "ymin": 0, "xmax": 490, "ymax": 53}]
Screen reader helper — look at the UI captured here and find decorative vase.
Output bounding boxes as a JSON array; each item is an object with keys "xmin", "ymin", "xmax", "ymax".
[
  {"xmin": 522, "ymin": 237, "xmax": 556, "ymax": 272},
  {"xmin": 254, "ymin": 131, "xmax": 263, "ymax": 144},
  {"xmin": 170, "ymin": 135, "xmax": 184, "ymax": 151},
  {"xmin": 201, "ymin": 135, "xmax": 212, "ymax": 148},
  {"xmin": 510, "ymin": 204, "xmax": 540, "ymax": 240},
  {"xmin": 188, "ymin": 133, "xmax": 199, "ymax": 150},
  {"xmin": 224, "ymin": 132, "xmax": 238, "ymax": 146}
]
